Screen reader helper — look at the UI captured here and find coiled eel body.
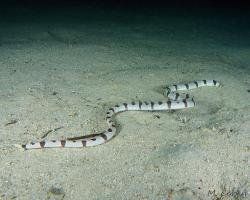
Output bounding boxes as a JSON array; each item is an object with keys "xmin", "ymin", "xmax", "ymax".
[{"xmin": 22, "ymin": 80, "xmax": 221, "ymax": 150}]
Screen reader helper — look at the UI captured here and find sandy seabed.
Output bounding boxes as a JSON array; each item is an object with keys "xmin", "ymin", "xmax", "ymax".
[{"xmin": 0, "ymin": 5, "xmax": 249, "ymax": 200}]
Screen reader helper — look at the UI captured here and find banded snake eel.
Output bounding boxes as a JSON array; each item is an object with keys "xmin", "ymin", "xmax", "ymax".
[{"xmin": 21, "ymin": 79, "xmax": 221, "ymax": 150}]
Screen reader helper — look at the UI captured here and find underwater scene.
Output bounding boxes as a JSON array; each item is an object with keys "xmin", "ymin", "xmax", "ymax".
[{"xmin": 0, "ymin": 0, "xmax": 249, "ymax": 199}]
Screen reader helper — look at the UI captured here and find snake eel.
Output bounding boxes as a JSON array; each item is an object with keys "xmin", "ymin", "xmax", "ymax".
[{"xmin": 21, "ymin": 80, "xmax": 221, "ymax": 150}]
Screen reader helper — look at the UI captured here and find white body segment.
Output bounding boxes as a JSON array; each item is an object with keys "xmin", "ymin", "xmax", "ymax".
[{"xmin": 21, "ymin": 80, "xmax": 221, "ymax": 150}]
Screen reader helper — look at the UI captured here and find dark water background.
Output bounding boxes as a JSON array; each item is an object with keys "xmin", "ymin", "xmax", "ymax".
[{"xmin": 1, "ymin": 1, "xmax": 250, "ymax": 50}]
